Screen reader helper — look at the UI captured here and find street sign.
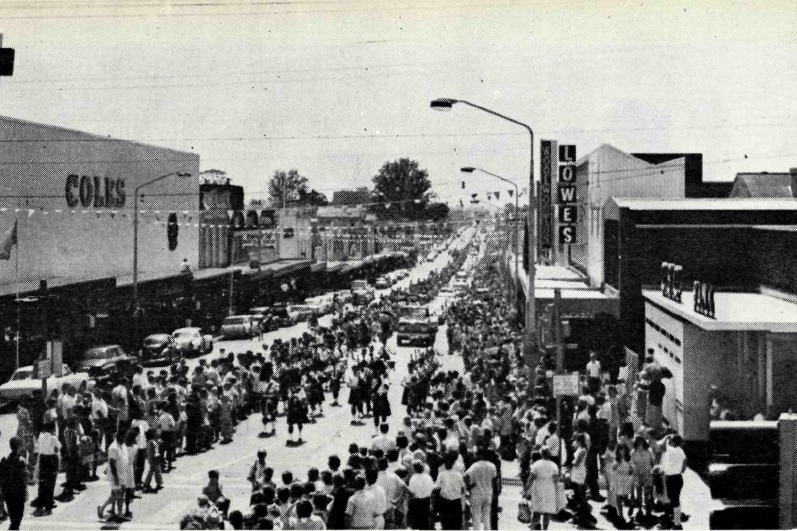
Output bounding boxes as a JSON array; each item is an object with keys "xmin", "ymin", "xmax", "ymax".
[
  {"xmin": 553, "ymin": 373, "xmax": 580, "ymax": 397},
  {"xmin": 557, "ymin": 185, "xmax": 577, "ymax": 204},
  {"xmin": 558, "ymin": 205, "xmax": 577, "ymax": 223},
  {"xmin": 559, "ymin": 225, "xmax": 576, "ymax": 244}
]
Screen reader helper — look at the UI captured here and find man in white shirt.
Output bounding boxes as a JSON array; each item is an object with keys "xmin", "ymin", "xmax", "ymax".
[
  {"xmin": 345, "ymin": 476, "xmax": 377, "ymax": 529},
  {"xmin": 660, "ymin": 434, "xmax": 687, "ymax": 529},
  {"xmin": 407, "ymin": 461, "xmax": 434, "ymax": 529},
  {"xmin": 376, "ymin": 458, "xmax": 406, "ymax": 529},
  {"xmin": 435, "ymin": 454, "xmax": 466, "ymax": 529},
  {"xmin": 586, "ymin": 352, "xmax": 602, "ymax": 393},
  {"xmin": 364, "ymin": 468, "xmax": 387, "ymax": 529},
  {"xmin": 464, "ymin": 449, "xmax": 498, "ymax": 530},
  {"xmin": 370, "ymin": 423, "xmax": 397, "ymax": 454}
]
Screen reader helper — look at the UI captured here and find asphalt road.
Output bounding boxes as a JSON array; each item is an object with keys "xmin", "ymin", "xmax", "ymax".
[{"xmin": 5, "ymin": 229, "xmax": 474, "ymax": 529}]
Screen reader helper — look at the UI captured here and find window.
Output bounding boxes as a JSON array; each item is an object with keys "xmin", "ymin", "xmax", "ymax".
[{"xmin": 283, "ymin": 227, "xmax": 295, "ymax": 239}]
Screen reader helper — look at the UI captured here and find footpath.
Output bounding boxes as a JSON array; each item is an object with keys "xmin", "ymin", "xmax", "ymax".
[{"xmin": 498, "ymin": 451, "xmax": 718, "ymax": 529}]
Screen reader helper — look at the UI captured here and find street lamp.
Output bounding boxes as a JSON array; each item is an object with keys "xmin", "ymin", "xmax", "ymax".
[
  {"xmin": 133, "ymin": 171, "xmax": 192, "ymax": 343},
  {"xmin": 431, "ymin": 97, "xmax": 537, "ymax": 362},
  {"xmin": 460, "ymin": 167, "xmax": 519, "ymax": 308}
]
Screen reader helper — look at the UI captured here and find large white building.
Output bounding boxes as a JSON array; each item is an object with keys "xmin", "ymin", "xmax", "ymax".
[{"xmin": 0, "ymin": 116, "xmax": 200, "ymax": 295}]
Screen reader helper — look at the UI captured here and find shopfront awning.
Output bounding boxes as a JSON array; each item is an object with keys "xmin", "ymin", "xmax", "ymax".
[
  {"xmin": 534, "ymin": 288, "xmax": 619, "ymax": 319},
  {"xmin": 266, "ymin": 259, "xmax": 312, "ymax": 277},
  {"xmin": 341, "ymin": 260, "xmax": 364, "ymax": 273},
  {"xmin": 326, "ymin": 262, "xmax": 346, "ymax": 273}
]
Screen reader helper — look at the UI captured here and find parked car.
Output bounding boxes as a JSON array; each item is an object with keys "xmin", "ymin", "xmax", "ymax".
[
  {"xmin": 287, "ymin": 304, "xmax": 315, "ymax": 323},
  {"xmin": 248, "ymin": 307, "xmax": 277, "ymax": 333},
  {"xmin": 141, "ymin": 334, "xmax": 179, "ymax": 366},
  {"xmin": 351, "ymin": 280, "xmax": 375, "ymax": 304},
  {"xmin": 172, "ymin": 327, "xmax": 214, "ymax": 356},
  {"xmin": 332, "ymin": 290, "xmax": 353, "ymax": 304},
  {"xmin": 0, "ymin": 364, "xmax": 89, "ymax": 403},
  {"xmin": 77, "ymin": 345, "xmax": 135, "ymax": 377},
  {"xmin": 375, "ymin": 276, "xmax": 391, "ymax": 289},
  {"xmin": 219, "ymin": 315, "xmax": 258, "ymax": 340},
  {"xmin": 266, "ymin": 303, "xmax": 294, "ymax": 328},
  {"xmin": 303, "ymin": 296, "xmax": 333, "ymax": 315}
]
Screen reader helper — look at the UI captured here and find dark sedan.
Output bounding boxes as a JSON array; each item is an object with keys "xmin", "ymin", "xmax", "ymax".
[
  {"xmin": 77, "ymin": 345, "xmax": 136, "ymax": 378},
  {"xmin": 141, "ymin": 334, "xmax": 179, "ymax": 366}
]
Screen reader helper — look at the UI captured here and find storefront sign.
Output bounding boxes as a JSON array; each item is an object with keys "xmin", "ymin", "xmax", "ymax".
[
  {"xmin": 558, "ymin": 225, "xmax": 576, "ymax": 244},
  {"xmin": 558, "ymin": 205, "xmax": 577, "ymax": 223},
  {"xmin": 661, "ymin": 262, "xmax": 683, "ymax": 302},
  {"xmin": 557, "ymin": 145, "xmax": 577, "ymax": 245},
  {"xmin": 65, "ymin": 174, "xmax": 126, "ymax": 208},
  {"xmin": 539, "ymin": 140, "xmax": 553, "ymax": 250},
  {"xmin": 694, "ymin": 280, "xmax": 716, "ymax": 318}
]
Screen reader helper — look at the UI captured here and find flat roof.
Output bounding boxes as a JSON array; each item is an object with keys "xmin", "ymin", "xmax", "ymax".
[
  {"xmin": 644, "ymin": 289, "xmax": 797, "ymax": 332},
  {"xmin": 613, "ymin": 197, "xmax": 797, "ymax": 211}
]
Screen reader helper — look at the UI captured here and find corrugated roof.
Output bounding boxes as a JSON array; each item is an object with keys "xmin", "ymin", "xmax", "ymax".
[
  {"xmin": 612, "ymin": 197, "xmax": 797, "ymax": 210},
  {"xmin": 730, "ymin": 173, "xmax": 792, "ymax": 198}
]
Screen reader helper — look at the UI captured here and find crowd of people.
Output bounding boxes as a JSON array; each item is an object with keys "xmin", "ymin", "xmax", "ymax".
[{"xmin": 0, "ymin": 237, "xmax": 695, "ymax": 531}]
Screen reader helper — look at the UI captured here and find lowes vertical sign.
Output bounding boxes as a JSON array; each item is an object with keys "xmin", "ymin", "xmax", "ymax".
[
  {"xmin": 557, "ymin": 145, "xmax": 577, "ymax": 244},
  {"xmin": 539, "ymin": 140, "xmax": 553, "ymax": 251}
]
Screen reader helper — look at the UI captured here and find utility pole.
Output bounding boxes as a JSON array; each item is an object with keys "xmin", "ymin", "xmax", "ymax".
[{"xmin": 554, "ymin": 288, "xmax": 565, "ymax": 426}]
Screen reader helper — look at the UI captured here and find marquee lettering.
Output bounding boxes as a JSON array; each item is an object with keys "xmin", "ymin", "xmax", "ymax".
[
  {"xmin": 660, "ymin": 262, "xmax": 683, "ymax": 302},
  {"xmin": 64, "ymin": 175, "xmax": 126, "ymax": 208},
  {"xmin": 693, "ymin": 280, "xmax": 716, "ymax": 319},
  {"xmin": 65, "ymin": 174, "xmax": 79, "ymax": 207}
]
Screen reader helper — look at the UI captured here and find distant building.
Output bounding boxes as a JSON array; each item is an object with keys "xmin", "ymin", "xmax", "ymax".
[
  {"xmin": 331, "ymin": 187, "xmax": 370, "ymax": 206},
  {"xmin": 199, "ymin": 169, "xmax": 230, "ymax": 186},
  {"xmin": 564, "ymin": 144, "xmax": 732, "ymax": 286},
  {"xmin": 198, "ymin": 182, "xmax": 243, "ymax": 269},
  {"xmin": 729, "ymin": 168, "xmax": 797, "ymax": 198}
]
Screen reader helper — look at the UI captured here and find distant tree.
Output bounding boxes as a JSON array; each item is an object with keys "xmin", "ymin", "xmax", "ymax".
[
  {"xmin": 425, "ymin": 202, "xmax": 450, "ymax": 221},
  {"xmin": 297, "ymin": 187, "xmax": 329, "ymax": 206},
  {"xmin": 268, "ymin": 169, "xmax": 308, "ymax": 207},
  {"xmin": 370, "ymin": 158, "xmax": 446, "ymax": 221}
]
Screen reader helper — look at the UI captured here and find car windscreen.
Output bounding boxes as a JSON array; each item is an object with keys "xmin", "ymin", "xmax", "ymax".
[
  {"xmin": 11, "ymin": 369, "xmax": 33, "ymax": 380},
  {"xmin": 84, "ymin": 349, "xmax": 113, "ymax": 359},
  {"xmin": 223, "ymin": 318, "xmax": 245, "ymax": 325}
]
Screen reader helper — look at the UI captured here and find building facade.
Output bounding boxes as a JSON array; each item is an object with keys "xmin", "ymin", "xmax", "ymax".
[{"xmin": 0, "ymin": 116, "xmax": 200, "ymax": 294}]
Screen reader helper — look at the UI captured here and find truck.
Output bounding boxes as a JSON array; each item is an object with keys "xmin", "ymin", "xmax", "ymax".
[{"xmin": 395, "ymin": 304, "xmax": 438, "ymax": 347}]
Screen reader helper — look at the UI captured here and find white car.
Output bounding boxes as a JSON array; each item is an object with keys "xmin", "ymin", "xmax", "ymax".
[
  {"xmin": 171, "ymin": 327, "xmax": 214, "ymax": 357},
  {"xmin": 304, "ymin": 296, "xmax": 333, "ymax": 315},
  {"xmin": 0, "ymin": 364, "xmax": 88, "ymax": 402}
]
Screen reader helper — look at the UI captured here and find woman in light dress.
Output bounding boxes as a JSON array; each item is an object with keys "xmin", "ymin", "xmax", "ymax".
[
  {"xmin": 613, "ymin": 444, "xmax": 635, "ymax": 525},
  {"xmin": 526, "ymin": 448, "xmax": 560, "ymax": 530}
]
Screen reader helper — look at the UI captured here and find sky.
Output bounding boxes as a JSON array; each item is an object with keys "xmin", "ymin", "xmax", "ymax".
[{"xmin": 0, "ymin": 0, "xmax": 795, "ymax": 207}]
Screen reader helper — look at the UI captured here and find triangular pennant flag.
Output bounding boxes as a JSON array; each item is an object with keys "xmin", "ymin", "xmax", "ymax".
[
  {"xmin": 507, "ymin": 189, "xmax": 513, "ymax": 198},
  {"xmin": 486, "ymin": 193, "xmax": 492, "ymax": 201},
  {"xmin": 494, "ymin": 191, "xmax": 500, "ymax": 200}
]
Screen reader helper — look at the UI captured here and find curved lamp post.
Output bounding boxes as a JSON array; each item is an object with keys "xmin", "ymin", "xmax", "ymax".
[
  {"xmin": 133, "ymin": 171, "xmax": 192, "ymax": 343},
  {"xmin": 461, "ymin": 166, "xmax": 519, "ymax": 308},
  {"xmin": 431, "ymin": 97, "xmax": 537, "ymax": 360}
]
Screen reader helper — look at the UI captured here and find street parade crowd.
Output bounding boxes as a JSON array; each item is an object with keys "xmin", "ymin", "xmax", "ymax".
[{"xmin": 0, "ymin": 241, "xmax": 691, "ymax": 530}]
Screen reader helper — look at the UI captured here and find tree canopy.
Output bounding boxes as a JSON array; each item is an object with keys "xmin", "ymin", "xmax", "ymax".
[
  {"xmin": 370, "ymin": 158, "xmax": 448, "ymax": 221},
  {"xmin": 268, "ymin": 169, "xmax": 328, "ymax": 207}
]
